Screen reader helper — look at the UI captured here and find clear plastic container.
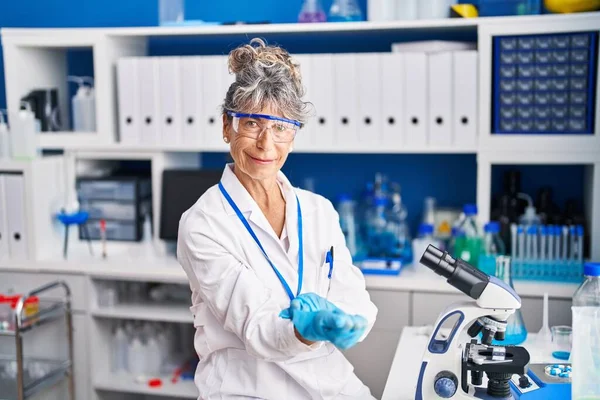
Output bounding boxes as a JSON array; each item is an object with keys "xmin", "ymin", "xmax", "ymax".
[
  {"xmin": 337, "ymin": 194, "xmax": 360, "ymax": 258},
  {"xmin": 159, "ymin": 0, "xmax": 184, "ymax": 26},
  {"xmin": 298, "ymin": 0, "xmax": 327, "ymax": 22},
  {"xmin": 571, "ymin": 262, "xmax": 600, "ymax": 400},
  {"xmin": 412, "ymin": 224, "xmax": 442, "ymax": 264},
  {"xmin": 328, "ymin": 0, "xmax": 364, "ymax": 21},
  {"xmin": 453, "ymin": 204, "xmax": 483, "ymax": 268},
  {"xmin": 478, "ymin": 221, "xmax": 506, "ymax": 276},
  {"xmin": 387, "ymin": 192, "xmax": 412, "ymax": 263}
]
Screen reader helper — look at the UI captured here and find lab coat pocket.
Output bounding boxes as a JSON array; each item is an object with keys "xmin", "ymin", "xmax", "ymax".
[
  {"xmin": 314, "ymin": 346, "xmax": 358, "ymax": 397},
  {"xmin": 317, "ymin": 258, "xmax": 331, "ymax": 298},
  {"xmin": 221, "ymin": 348, "xmax": 288, "ymax": 397}
]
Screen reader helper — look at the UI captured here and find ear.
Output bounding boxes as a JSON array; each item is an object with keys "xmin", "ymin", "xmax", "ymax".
[{"xmin": 222, "ymin": 114, "xmax": 230, "ymax": 141}]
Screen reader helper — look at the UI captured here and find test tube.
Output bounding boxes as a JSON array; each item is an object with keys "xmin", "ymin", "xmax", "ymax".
[
  {"xmin": 562, "ymin": 226, "xmax": 569, "ymax": 262},
  {"xmin": 576, "ymin": 225, "xmax": 584, "ymax": 266},
  {"xmin": 570, "ymin": 225, "xmax": 577, "ymax": 262},
  {"xmin": 510, "ymin": 223, "xmax": 517, "ymax": 260},
  {"xmin": 517, "ymin": 225, "xmax": 525, "ymax": 278},
  {"xmin": 553, "ymin": 225, "xmax": 561, "ymax": 261},
  {"xmin": 540, "ymin": 225, "xmax": 548, "ymax": 261}
]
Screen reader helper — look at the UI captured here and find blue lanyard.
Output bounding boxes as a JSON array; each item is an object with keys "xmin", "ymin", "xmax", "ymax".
[{"xmin": 218, "ymin": 182, "xmax": 303, "ymax": 301}]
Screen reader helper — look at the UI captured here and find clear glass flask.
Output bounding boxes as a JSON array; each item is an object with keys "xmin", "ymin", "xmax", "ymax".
[{"xmin": 493, "ymin": 256, "xmax": 528, "ymax": 345}]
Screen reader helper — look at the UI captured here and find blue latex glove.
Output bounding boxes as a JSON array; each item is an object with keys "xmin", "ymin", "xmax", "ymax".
[
  {"xmin": 279, "ymin": 293, "xmax": 368, "ymax": 350},
  {"xmin": 279, "ymin": 293, "xmax": 340, "ymax": 319}
]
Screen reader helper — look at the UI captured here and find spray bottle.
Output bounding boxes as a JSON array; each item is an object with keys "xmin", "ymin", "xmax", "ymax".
[{"xmin": 68, "ymin": 76, "xmax": 96, "ymax": 132}]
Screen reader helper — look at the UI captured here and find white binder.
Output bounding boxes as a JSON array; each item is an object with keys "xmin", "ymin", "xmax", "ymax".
[
  {"xmin": 201, "ymin": 56, "xmax": 224, "ymax": 148},
  {"xmin": 5, "ymin": 173, "xmax": 27, "ymax": 259},
  {"xmin": 452, "ymin": 50, "xmax": 478, "ymax": 148},
  {"xmin": 158, "ymin": 57, "xmax": 182, "ymax": 146},
  {"xmin": 291, "ymin": 54, "xmax": 314, "ymax": 151},
  {"xmin": 357, "ymin": 53, "xmax": 382, "ymax": 149},
  {"xmin": 116, "ymin": 58, "xmax": 140, "ymax": 144},
  {"xmin": 333, "ymin": 53, "xmax": 359, "ymax": 148},
  {"xmin": 180, "ymin": 56, "xmax": 203, "ymax": 146},
  {"xmin": 381, "ymin": 53, "xmax": 404, "ymax": 148},
  {"xmin": 428, "ymin": 52, "xmax": 453, "ymax": 146},
  {"xmin": 0, "ymin": 174, "xmax": 8, "ymax": 260},
  {"xmin": 310, "ymin": 54, "xmax": 335, "ymax": 148},
  {"xmin": 137, "ymin": 57, "xmax": 160, "ymax": 145},
  {"xmin": 403, "ymin": 52, "xmax": 428, "ymax": 147}
]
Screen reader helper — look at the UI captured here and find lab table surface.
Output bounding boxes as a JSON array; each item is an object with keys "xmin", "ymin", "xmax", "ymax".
[{"xmin": 381, "ymin": 326, "xmax": 567, "ymax": 400}]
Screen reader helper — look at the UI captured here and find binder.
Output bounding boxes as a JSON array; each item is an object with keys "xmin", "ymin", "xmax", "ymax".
[
  {"xmin": 201, "ymin": 56, "xmax": 225, "ymax": 148},
  {"xmin": 403, "ymin": 53, "xmax": 428, "ymax": 147},
  {"xmin": 452, "ymin": 50, "xmax": 478, "ymax": 148},
  {"xmin": 333, "ymin": 54, "xmax": 359, "ymax": 148},
  {"xmin": 157, "ymin": 57, "xmax": 182, "ymax": 145},
  {"xmin": 357, "ymin": 53, "xmax": 382, "ymax": 148},
  {"xmin": 291, "ymin": 54, "xmax": 314, "ymax": 151},
  {"xmin": 309, "ymin": 54, "xmax": 335, "ymax": 148},
  {"xmin": 428, "ymin": 52, "xmax": 453, "ymax": 146},
  {"xmin": 0, "ymin": 174, "xmax": 8, "ymax": 260},
  {"xmin": 4, "ymin": 173, "xmax": 27, "ymax": 259},
  {"xmin": 116, "ymin": 58, "xmax": 140, "ymax": 144},
  {"xmin": 381, "ymin": 53, "xmax": 404, "ymax": 148},
  {"xmin": 180, "ymin": 56, "xmax": 203, "ymax": 146},
  {"xmin": 137, "ymin": 57, "xmax": 160, "ymax": 145}
]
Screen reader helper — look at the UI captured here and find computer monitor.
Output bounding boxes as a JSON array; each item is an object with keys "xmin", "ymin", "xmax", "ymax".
[{"xmin": 159, "ymin": 169, "xmax": 222, "ymax": 240}]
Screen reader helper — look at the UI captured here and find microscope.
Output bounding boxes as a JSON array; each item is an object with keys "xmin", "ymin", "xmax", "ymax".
[{"xmin": 415, "ymin": 245, "xmax": 532, "ymax": 399}]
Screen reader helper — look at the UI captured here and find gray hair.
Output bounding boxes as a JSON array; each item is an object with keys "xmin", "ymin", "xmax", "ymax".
[{"xmin": 222, "ymin": 38, "xmax": 312, "ymax": 125}]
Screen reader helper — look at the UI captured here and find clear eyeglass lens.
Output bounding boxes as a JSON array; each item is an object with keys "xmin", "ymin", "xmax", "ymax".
[{"xmin": 235, "ymin": 117, "xmax": 296, "ymax": 142}]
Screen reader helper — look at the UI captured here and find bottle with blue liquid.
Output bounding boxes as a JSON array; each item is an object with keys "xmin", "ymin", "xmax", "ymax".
[
  {"xmin": 493, "ymin": 256, "xmax": 528, "ymax": 345},
  {"xmin": 336, "ymin": 194, "xmax": 363, "ymax": 260}
]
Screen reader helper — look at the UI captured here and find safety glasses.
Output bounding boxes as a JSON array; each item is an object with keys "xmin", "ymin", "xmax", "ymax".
[{"xmin": 226, "ymin": 111, "xmax": 301, "ymax": 143}]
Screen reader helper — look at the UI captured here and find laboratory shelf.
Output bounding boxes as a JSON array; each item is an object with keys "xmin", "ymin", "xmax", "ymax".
[
  {"xmin": 0, "ymin": 356, "xmax": 71, "ymax": 400},
  {"xmin": 91, "ymin": 304, "xmax": 192, "ymax": 323},
  {"xmin": 94, "ymin": 374, "xmax": 197, "ymax": 398}
]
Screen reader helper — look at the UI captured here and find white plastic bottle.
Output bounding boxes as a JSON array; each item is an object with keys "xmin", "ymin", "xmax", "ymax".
[
  {"xmin": 10, "ymin": 102, "xmax": 38, "ymax": 160},
  {"xmin": 69, "ymin": 76, "xmax": 96, "ymax": 132},
  {"xmin": 128, "ymin": 336, "xmax": 147, "ymax": 380},
  {"xmin": 571, "ymin": 262, "xmax": 600, "ymax": 399},
  {"xmin": 412, "ymin": 223, "xmax": 441, "ymax": 263},
  {"xmin": 146, "ymin": 333, "xmax": 162, "ymax": 377},
  {"xmin": 0, "ymin": 110, "xmax": 10, "ymax": 159},
  {"xmin": 112, "ymin": 324, "xmax": 129, "ymax": 374}
]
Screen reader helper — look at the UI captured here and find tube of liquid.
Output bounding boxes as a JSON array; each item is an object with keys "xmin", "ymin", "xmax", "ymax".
[
  {"xmin": 553, "ymin": 226, "xmax": 561, "ymax": 261},
  {"xmin": 576, "ymin": 225, "xmax": 584, "ymax": 265},
  {"xmin": 525, "ymin": 226, "xmax": 533, "ymax": 261},
  {"xmin": 540, "ymin": 225, "xmax": 547, "ymax": 261},
  {"xmin": 516, "ymin": 225, "xmax": 525, "ymax": 278},
  {"xmin": 547, "ymin": 225, "xmax": 554, "ymax": 263},
  {"xmin": 510, "ymin": 223, "xmax": 517, "ymax": 260},
  {"xmin": 561, "ymin": 226, "xmax": 569, "ymax": 261},
  {"xmin": 569, "ymin": 225, "xmax": 577, "ymax": 263}
]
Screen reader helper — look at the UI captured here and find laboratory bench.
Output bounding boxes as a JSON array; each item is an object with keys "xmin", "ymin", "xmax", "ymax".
[{"xmin": 0, "ymin": 255, "xmax": 578, "ymax": 399}]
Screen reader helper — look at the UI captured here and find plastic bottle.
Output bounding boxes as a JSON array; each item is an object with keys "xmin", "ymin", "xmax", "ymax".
[
  {"xmin": 112, "ymin": 324, "xmax": 129, "ymax": 374},
  {"xmin": 146, "ymin": 333, "xmax": 162, "ymax": 377},
  {"xmin": 10, "ymin": 102, "xmax": 38, "ymax": 160},
  {"xmin": 412, "ymin": 224, "xmax": 441, "ymax": 263},
  {"xmin": 493, "ymin": 256, "xmax": 527, "ymax": 345},
  {"xmin": 453, "ymin": 204, "xmax": 483, "ymax": 267},
  {"xmin": 478, "ymin": 221, "xmax": 506, "ymax": 276},
  {"xmin": 128, "ymin": 336, "xmax": 147, "ymax": 379},
  {"xmin": 68, "ymin": 76, "xmax": 96, "ymax": 132},
  {"xmin": 517, "ymin": 193, "xmax": 541, "ymax": 228},
  {"xmin": 337, "ymin": 194, "xmax": 360, "ymax": 258},
  {"xmin": 387, "ymin": 191, "xmax": 412, "ymax": 263},
  {"xmin": 571, "ymin": 262, "xmax": 600, "ymax": 400},
  {"xmin": 298, "ymin": 0, "xmax": 327, "ymax": 22},
  {"xmin": 0, "ymin": 110, "xmax": 10, "ymax": 159},
  {"xmin": 366, "ymin": 195, "xmax": 388, "ymax": 258},
  {"xmin": 328, "ymin": 0, "xmax": 364, "ymax": 22},
  {"xmin": 422, "ymin": 197, "xmax": 436, "ymax": 226}
]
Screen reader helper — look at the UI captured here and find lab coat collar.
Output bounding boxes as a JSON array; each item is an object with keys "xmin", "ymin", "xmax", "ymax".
[{"xmin": 219, "ymin": 163, "xmax": 304, "ymax": 259}]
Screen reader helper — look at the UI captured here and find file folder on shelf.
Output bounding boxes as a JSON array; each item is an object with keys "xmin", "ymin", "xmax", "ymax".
[
  {"xmin": 201, "ymin": 56, "xmax": 227, "ymax": 149},
  {"xmin": 4, "ymin": 173, "xmax": 27, "ymax": 259},
  {"xmin": 428, "ymin": 52, "xmax": 453, "ymax": 146},
  {"xmin": 137, "ymin": 58, "xmax": 160, "ymax": 145},
  {"xmin": 0, "ymin": 174, "xmax": 8, "ymax": 260},
  {"xmin": 309, "ymin": 54, "xmax": 335, "ymax": 148},
  {"xmin": 381, "ymin": 53, "xmax": 405, "ymax": 149},
  {"xmin": 403, "ymin": 53, "xmax": 428, "ymax": 147},
  {"xmin": 291, "ymin": 54, "xmax": 314, "ymax": 151},
  {"xmin": 333, "ymin": 53, "xmax": 359, "ymax": 148},
  {"xmin": 180, "ymin": 56, "xmax": 203, "ymax": 146},
  {"xmin": 357, "ymin": 53, "xmax": 383, "ymax": 148},
  {"xmin": 117, "ymin": 58, "xmax": 140, "ymax": 144},
  {"xmin": 452, "ymin": 50, "xmax": 478, "ymax": 147},
  {"xmin": 158, "ymin": 57, "xmax": 183, "ymax": 145}
]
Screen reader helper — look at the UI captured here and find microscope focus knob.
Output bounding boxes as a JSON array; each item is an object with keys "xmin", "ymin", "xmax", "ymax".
[{"xmin": 434, "ymin": 371, "xmax": 458, "ymax": 398}]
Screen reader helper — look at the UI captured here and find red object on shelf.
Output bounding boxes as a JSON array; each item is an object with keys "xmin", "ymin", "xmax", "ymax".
[{"xmin": 148, "ymin": 378, "xmax": 162, "ymax": 388}]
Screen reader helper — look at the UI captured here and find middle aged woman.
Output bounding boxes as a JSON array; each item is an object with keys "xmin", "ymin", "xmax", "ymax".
[{"xmin": 177, "ymin": 38, "xmax": 378, "ymax": 399}]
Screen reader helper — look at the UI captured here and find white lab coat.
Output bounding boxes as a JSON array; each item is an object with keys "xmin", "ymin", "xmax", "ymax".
[{"xmin": 177, "ymin": 164, "xmax": 378, "ymax": 400}]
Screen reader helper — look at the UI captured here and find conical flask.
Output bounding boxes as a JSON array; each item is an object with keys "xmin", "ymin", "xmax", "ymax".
[{"xmin": 493, "ymin": 256, "xmax": 528, "ymax": 345}]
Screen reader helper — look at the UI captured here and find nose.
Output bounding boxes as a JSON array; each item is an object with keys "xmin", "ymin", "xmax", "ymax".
[{"xmin": 256, "ymin": 126, "xmax": 276, "ymax": 150}]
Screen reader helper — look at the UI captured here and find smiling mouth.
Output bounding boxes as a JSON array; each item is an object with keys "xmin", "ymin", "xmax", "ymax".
[{"xmin": 248, "ymin": 154, "xmax": 275, "ymax": 164}]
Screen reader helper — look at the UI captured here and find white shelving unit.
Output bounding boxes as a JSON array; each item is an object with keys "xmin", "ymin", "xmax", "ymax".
[{"xmin": 2, "ymin": 13, "xmax": 600, "ymax": 399}]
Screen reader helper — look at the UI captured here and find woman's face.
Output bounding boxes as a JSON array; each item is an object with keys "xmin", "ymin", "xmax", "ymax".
[{"xmin": 223, "ymin": 104, "xmax": 294, "ymax": 183}]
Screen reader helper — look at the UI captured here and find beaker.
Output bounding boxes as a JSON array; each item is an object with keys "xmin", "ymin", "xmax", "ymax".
[{"xmin": 493, "ymin": 256, "xmax": 528, "ymax": 345}]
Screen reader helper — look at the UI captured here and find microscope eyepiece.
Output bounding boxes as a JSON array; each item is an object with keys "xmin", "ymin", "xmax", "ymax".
[{"xmin": 420, "ymin": 245, "xmax": 490, "ymax": 300}]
